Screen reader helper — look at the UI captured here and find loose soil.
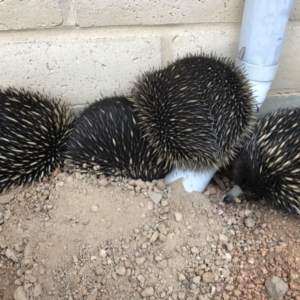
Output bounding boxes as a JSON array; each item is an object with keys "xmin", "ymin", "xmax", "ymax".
[{"xmin": 0, "ymin": 170, "xmax": 300, "ymax": 300}]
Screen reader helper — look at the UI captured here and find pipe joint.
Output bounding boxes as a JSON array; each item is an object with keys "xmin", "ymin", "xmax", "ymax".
[{"xmin": 235, "ymin": 57, "xmax": 278, "ymax": 82}]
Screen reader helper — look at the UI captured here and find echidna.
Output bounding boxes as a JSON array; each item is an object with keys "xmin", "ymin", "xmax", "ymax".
[
  {"xmin": 224, "ymin": 107, "xmax": 300, "ymax": 215},
  {"xmin": 129, "ymin": 53, "xmax": 256, "ymax": 171},
  {"xmin": 63, "ymin": 96, "xmax": 171, "ymax": 181},
  {"xmin": 0, "ymin": 87, "xmax": 75, "ymax": 194}
]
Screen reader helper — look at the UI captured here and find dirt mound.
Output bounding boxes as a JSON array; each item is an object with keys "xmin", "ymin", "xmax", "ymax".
[{"xmin": 0, "ymin": 171, "xmax": 300, "ymax": 299}]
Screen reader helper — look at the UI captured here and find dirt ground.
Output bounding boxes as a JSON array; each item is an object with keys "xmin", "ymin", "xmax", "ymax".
[{"xmin": 0, "ymin": 169, "xmax": 300, "ymax": 300}]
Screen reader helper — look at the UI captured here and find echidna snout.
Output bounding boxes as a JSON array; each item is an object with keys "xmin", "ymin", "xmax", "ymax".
[
  {"xmin": 224, "ymin": 107, "xmax": 300, "ymax": 215},
  {"xmin": 224, "ymin": 154, "xmax": 250, "ymax": 203},
  {"xmin": 223, "ymin": 185, "xmax": 244, "ymax": 204}
]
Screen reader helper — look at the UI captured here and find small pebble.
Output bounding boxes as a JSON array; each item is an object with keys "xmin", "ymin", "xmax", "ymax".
[
  {"xmin": 153, "ymin": 186, "xmax": 162, "ymax": 193},
  {"xmin": 222, "ymin": 269, "xmax": 230, "ymax": 278},
  {"xmin": 218, "ymin": 234, "xmax": 228, "ymax": 244},
  {"xmin": 226, "ymin": 243, "xmax": 234, "ymax": 251},
  {"xmin": 247, "ymin": 257, "xmax": 255, "ymax": 264},
  {"xmin": 203, "ymin": 190, "xmax": 210, "ymax": 196},
  {"xmin": 116, "ymin": 266, "xmax": 126, "ymax": 276},
  {"xmin": 202, "ymin": 272, "xmax": 215, "ymax": 283},
  {"xmin": 14, "ymin": 279, "xmax": 22, "ymax": 286},
  {"xmin": 156, "ymin": 180, "xmax": 166, "ymax": 191},
  {"xmin": 211, "ymin": 286, "xmax": 216, "ymax": 295},
  {"xmin": 174, "ymin": 227, "xmax": 180, "ymax": 235},
  {"xmin": 65, "ymin": 175, "xmax": 73, "ymax": 183},
  {"xmin": 136, "ymin": 257, "xmax": 145, "ymax": 265},
  {"xmin": 24, "ymin": 283, "xmax": 32, "ymax": 290},
  {"xmin": 225, "ymin": 284, "xmax": 234, "ymax": 291},
  {"xmin": 4, "ymin": 210, "xmax": 12, "ymax": 220},
  {"xmin": 161, "ymin": 199, "xmax": 169, "ymax": 207},
  {"xmin": 14, "ymin": 242, "xmax": 25, "ymax": 253},
  {"xmin": 224, "ymin": 253, "xmax": 232, "ymax": 262},
  {"xmin": 137, "ymin": 274, "xmax": 145, "ymax": 284},
  {"xmin": 193, "ymin": 276, "xmax": 201, "ymax": 285},
  {"xmin": 141, "ymin": 287, "xmax": 154, "ymax": 297},
  {"xmin": 0, "ymin": 194, "xmax": 14, "ymax": 204},
  {"xmin": 124, "ymin": 259, "xmax": 131, "ymax": 268},
  {"xmin": 147, "ymin": 202, "xmax": 154, "ymax": 210},
  {"xmin": 56, "ymin": 181, "xmax": 64, "ymax": 187},
  {"xmin": 159, "ymin": 233, "xmax": 166, "ymax": 242},
  {"xmin": 127, "ymin": 179, "xmax": 135, "ymax": 186},
  {"xmin": 178, "ymin": 273, "xmax": 186, "ymax": 281},
  {"xmin": 150, "ymin": 231, "xmax": 159, "ymax": 243},
  {"xmin": 289, "ymin": 271, "xmax": 298, "ymax": 281},
  {"xmin": 99, "ymin": 249, "xmax": 107, "ymax": 258},
  {"xmin": 98, "ymin": 179, "xmax": 109, "ymax": 187},
  {"xmin": 29, "ymin": 275, "xmax": 37, "ymax": 283},
  {"xmin": 290, "ymin": 283, "xmax": 300, "ymax": 291},
  {"xmin": 209, "ymin": 187, "xmax": 217, "ymax": 195},
  {"xmin": 39, "ymin": 266, "xmax": 46, "ymax": 275},
  {"xmin": 155, "ymin": 255, "xmax": 162, "ymax": 262},
  {"xmin": 6, "ymin": 248, "xmax": 19, "ymax": 263},
  {"xmin": 265, "ymin": 276, "xmax": 288, "ymax": 300},
  {"xmin": 90, "ymin": 205, "xmax": 99, "ymax": 212},
  {"xmin": 174, "ymin": 212, "xmax": 183, "ymax": 222},
  {"xmin": 135, "ymin": 179, "xmax": 148, "ymax": 190},
  {"xmin": 233, "ymin": 290, "xmax": 241, "ymax": 297},
  {"xmin": 33, "ymin": 283, "xmax": 42, "ymax": 297},
  {"xmin": 14, "ymin": 286, "xmax": 27, "ymax": 300},
  {"xmin": 234, "ymin": 197, "xmax": 241, "ymax": 203},
  {"xmin": 191, "ymin": 246, "xmax": 200, "ymax": 254},
  {"xmin": 244, "ymin": 209, "xmax": 252, "ymax": 217},
  {"xmin": 95, "ymin": 266, "xmax": 103, "ymax": 276},
  {"xmin": 82, "ymin": 218, "xmax": 90, "ymax": 226},
  {"xmin": 148, "ymin": 191, "xmax": 162, "ymax": 204},
  {"xmin": 245, "ymin": 218, "xmax": 256, "ymax": 228},
  {"xmin": 158, "ymin": 260, "xmax": 168, "ymax": 268}
]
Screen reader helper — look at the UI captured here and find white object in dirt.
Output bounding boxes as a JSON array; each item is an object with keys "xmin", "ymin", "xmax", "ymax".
[{"xmin": 164, "ymin": 167, "xmax": 218, "ymax": 193}]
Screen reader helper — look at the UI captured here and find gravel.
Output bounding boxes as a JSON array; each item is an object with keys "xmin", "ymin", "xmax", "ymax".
[
  {"xmin": 265, "ymin": 276, "xmax": 289, "ymax": 300},
  {"xmin": 0, "ymin": 170, "xmax": 299, "ymax": 299}
]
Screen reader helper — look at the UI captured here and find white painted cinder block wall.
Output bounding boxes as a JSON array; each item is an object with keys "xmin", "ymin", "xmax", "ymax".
[{"xmin": 0, "ymin": 0, "xmax": 299, "ymax": 107}]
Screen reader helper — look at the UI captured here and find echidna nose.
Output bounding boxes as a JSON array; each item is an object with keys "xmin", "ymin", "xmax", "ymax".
[
  {"xmin": 224, "ymin": 185, "xmax": 243, "ymax": 203},
  {"xmin": 223, "ymin": 194, "xmax": 234, "ymax": 204}
]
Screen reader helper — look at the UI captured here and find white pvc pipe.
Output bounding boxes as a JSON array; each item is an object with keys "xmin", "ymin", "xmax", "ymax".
[
  {"xmin": 164, "ymin": 167, "xmax": 218, "ymax": 193},
  {"xmin": 235, "ymin": 0, "xmax": 293, "ymax": 109},
  {"xmin": 164, "ymin": 0, "xmax": 293, "ymax": 193}
]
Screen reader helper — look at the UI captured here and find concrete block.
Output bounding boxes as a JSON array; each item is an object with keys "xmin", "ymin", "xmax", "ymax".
[
  {"xmin": 0, "ymin": 31, "xmax": 162, "ymax": 105},
  {"xmin": 259, "ymin": 95, "xmax": 300, "ymax": 114},
  {"xmin": 271, "ymin": 23, "xmax": 300, "ymax": 91},
  {"xmin": 74, "ymin": 0, "xmax": 244, "ymax": 27},
  {"xmin": 0, "ymin": 0, "xmax": 62, "ymax": 30},
  {"xmin": 290, "ymin": 1, "xmax": 300, "ymax": 20},
  {"xmin": 171, "ymin": 24, "xmax": 240, "ymax": 61}
]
